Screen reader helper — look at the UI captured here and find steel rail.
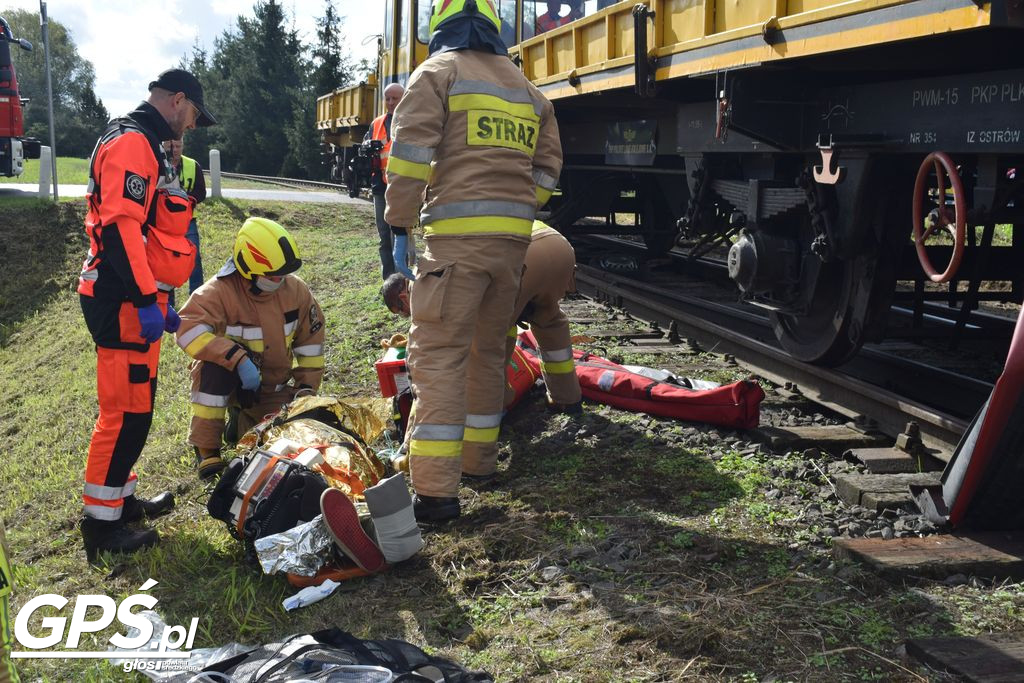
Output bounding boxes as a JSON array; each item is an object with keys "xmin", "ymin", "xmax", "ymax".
[{"xmin": 575, "ymin": 265, "xmax": 973, "ymax": 460}]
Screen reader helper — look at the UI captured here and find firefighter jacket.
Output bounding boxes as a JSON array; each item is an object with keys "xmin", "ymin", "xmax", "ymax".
[
  {"xmin": 78, "ymin": 103, "xmax": 177, "ymax": 308},
  {"xmin": 175, "ymin": 263, "xmax": 326, "ymax": 393},
  {"xmin": 384, "ymin": 48, "xmax": 561, "ymax": 242},
  {"xmin": 363, "ymin": 113, "xmax": 392, "ymax": 190}
]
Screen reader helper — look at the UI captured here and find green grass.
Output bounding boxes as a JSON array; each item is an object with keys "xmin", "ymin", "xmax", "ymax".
[
  {"xmin": 0, "ymin": 157, "xmax": 91, "ymax": 184},
  {"xmin": 1, "ymin": 198, "xmax": 1022, "ymax": 681}
]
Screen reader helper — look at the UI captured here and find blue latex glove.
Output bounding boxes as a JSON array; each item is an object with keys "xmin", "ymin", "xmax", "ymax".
[
  {"xmin": 237, "ymin": 357, "xmax": 261, "ymax": 391},
  {"xmin": 392, "ymin": 233, "xmax": 415, "ymax": 280},
  {"xmin": 137, "ymin": 303, "xmax": 165, "ymax": 343},
  {"xmin": 164, "ymin": 305, "xmax": 181, "ymax": 333}
]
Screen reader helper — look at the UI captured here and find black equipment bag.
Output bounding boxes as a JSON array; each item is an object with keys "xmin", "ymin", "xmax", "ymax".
[
  {"xmin": 198, "ymin": 627, "xmax": 493, "ymax": 682},
  {"xmin": 207, "ymin": 451, "xmax": 328, "ymax": 546}
]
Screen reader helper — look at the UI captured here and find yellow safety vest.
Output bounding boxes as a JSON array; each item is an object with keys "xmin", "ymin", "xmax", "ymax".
[{"xmin": 180, "ymin": 156, "xmax": 198, "ymax": 193}]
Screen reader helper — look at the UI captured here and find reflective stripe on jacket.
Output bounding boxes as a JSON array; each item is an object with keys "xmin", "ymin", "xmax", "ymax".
[
  {"xmin": 384, "ymin": 49, "xmax": 561, "ymax": 241},
  {"xmin": 175, "ymin": 267, "xmax": 326, "ymax": 392}
]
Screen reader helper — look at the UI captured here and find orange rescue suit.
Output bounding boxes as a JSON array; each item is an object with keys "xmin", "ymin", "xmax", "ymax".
[{"xmin": 77, "ymin": 103, "xmax": 188, "ymax": 521}]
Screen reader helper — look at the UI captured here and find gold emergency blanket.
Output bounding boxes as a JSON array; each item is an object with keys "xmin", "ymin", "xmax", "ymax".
[{"xmin": 238, "ymin": 395, "xmax": 391, "ymax": 497}]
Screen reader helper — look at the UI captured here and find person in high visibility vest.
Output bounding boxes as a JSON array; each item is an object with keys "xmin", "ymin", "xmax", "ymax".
[
  {"xmin": 77, "ymin": 68, "xmax": 216, "ymax": 563},
  {"xmin": 162, "ymin": 138, "xmax": 207, "ymax": 298},
  {"xmin": 536, "ymin": 0, "xmax": 582, "ymax": 34},
  {"xmin": 384, "ymin": 0, "xmax": 562, "ymax": 523},
  {"xmin": 363, "ymin": 82, "xmax": 409, "ymax": 280},
  {"xmin": 0, "ymin": 520, "xmax": 17, "ymax": 683}
]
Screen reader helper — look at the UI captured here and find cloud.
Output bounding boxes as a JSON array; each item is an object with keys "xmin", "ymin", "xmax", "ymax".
[{"xmin": 1, "ymin": 0, "xmax": 382, "ymax": 116}]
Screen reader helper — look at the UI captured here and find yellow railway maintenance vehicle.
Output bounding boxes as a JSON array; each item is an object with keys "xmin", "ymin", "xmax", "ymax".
[{"xmin": 317, "ymin": 1, "xmax": 1024, "ymax": 365}]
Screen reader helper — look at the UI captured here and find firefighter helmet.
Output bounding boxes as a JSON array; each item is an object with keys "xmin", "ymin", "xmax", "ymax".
[
  {"xmin": 233, "ymin": 217, "xmax": 302, "ymax": 279},
  {"xmin": 429, "ymin": 0, "xmax": 500, "ymax": 34}
]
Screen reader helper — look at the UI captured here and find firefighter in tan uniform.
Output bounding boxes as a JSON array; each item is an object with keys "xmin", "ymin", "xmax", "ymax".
[
  {"xmin": 383, "ymin": 220, "xmax": 581, "ymax": 478},
  {"xmin": 175, "ymin": 218, "xmax": 326, "ymax": 478},
  {"xmin": 384, "ymin": 0, "xmax": 562, "ymax": 522}
]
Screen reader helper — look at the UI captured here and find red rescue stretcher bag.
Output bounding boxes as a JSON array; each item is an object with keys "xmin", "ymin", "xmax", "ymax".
[
  {"xmin": 516, "ymin": 330, "xmax": 765, "ymax": 430},
  {"xmin": 145, "ymin": 187, "xmax": 196, "ymax": 288}
]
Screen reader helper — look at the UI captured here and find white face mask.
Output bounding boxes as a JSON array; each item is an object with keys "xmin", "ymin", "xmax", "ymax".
[{"xmin": 255, "ymin": 276, "xmax": 284, "ymax": 293}]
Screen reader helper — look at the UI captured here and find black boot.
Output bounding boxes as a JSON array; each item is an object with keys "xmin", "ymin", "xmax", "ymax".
[
  {"xmin": 195, "ymin": 447, "xmax": 226, "ymax": 480},
  {"xmin": 80, "ymin": 517, "xmax": 159, "ymax": 564},
  {"xmin": 121, "ymin": 493, "xmax": 175, "ymax": 524},
  {"xmin": 413, "ymin": 495, "xmax": 460, "ymax": 523}
]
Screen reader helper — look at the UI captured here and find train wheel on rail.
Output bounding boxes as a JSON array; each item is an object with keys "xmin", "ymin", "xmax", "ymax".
[{"xmin": 769, "ymin": 254, "xmax": 866, "ymax": 366}]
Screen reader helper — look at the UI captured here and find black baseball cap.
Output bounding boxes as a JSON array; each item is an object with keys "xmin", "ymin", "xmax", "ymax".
[{"xmin": 148, "ymin": 68, "xmax": 217, "ymax": 127}]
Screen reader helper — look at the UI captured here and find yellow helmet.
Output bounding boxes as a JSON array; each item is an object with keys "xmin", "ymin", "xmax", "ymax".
[
  {"xmin": 429, "ymin": 0, "xmax": 500, "ymax": 34},
  {"xmin": 233, "ymin": 217, "xmax": 302, "ymax": 279}
]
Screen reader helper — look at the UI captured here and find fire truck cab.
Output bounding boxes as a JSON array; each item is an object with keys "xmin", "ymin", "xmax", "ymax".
[{"xmin": 1, "ymin": 16, "xmax": 40, "ymax": 177}]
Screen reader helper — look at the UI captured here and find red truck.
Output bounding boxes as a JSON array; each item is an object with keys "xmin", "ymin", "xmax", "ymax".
[{"xmin": 0, "ymin": 15, "xmax": 40, "ymax": 177}]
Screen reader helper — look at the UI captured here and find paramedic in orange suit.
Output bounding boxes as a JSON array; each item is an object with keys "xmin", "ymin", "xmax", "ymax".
[{"xmin": 77, "ymin": 68, "xmax": 216, "ymax": 563}]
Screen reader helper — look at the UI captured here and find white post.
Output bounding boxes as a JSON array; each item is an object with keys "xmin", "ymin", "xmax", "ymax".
[
  {"xmin": 209, "ymin": 149, "xmax": 221, "ymax": 198},
  {"xmin": 38, "ymin": 145, "xmax": 52, "ymax": 199}
]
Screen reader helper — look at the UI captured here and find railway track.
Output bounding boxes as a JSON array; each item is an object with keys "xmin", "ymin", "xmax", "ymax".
[
  {"xmin": 573, "ymin": 259, "xmax": 989, "ymax": 462},
  {"xmin": 213, "ymin": 171, "xmax": 363, "ymax": 195}
]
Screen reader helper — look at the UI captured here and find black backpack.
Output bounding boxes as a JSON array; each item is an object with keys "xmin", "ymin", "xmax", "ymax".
[
  {"xmin": 207, "ymin": 452, "xmax": 329, "ymax": 561},
  {"xmin": 198, "ymin": 627, "xmax": 493, "ymax": 682}
]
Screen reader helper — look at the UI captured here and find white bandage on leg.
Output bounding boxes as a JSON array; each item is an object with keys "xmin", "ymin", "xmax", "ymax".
[{"xmin": 363, "ymin": 474, "xmax": 424, "ymax": 563}]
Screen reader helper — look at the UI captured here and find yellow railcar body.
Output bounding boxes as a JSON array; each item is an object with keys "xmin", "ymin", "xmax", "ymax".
[{"xmin": 515, "ymin": 0, "xmax": 993, "ymax": 100}]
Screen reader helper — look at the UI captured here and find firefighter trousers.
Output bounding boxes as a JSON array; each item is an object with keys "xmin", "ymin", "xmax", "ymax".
[
  {"xmin": 0, "ymin": 520, "xmax": 18, "ymax": 683},
  {"xmin": 522, "ymin": 297, "xmax": 581, "ymax": 407},
  {"xmin": 407, "ymin": 237, "xmax": 529, "ymax": 496},
  {"xmin": 188, "ymin": 360, "xmax": 296, "ymax": 449},
  {"xmin": 81, "ymin": 299, "xmax": 166, "ymax": 521}
]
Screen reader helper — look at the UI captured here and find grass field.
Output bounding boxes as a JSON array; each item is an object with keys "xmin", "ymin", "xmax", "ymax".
[
  {"xmin": 0, "ymin": 157, "xmax": 297, "ymax": 190},
  {"xmin": 1, "ymin": 199, "xmax": 1021, "ymax": 681}
]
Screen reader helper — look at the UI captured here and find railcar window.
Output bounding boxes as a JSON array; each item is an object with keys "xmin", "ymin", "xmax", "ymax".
[
  {"xmin": 500, "ymin": 0, "xmax": 517, "ymax": 46},
  {"xmin": 522, "ymin": 1, "xmax": 537, "ymax": 40},
  {"xmin": 417, "ymin": 0, "xmax": 432, "ymax": 43},
  {"xmin": 399, "ymin": 0, "xmax": 410, "ymax": 46},
  {"xmin": 384, "ymin": 0, "xmax": 394, "ymax": 48}
]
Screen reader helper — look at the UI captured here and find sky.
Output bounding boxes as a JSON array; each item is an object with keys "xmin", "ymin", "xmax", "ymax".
[{"xmin": 0, "ymin": 0, "xmax": 384, "ymax": 116}]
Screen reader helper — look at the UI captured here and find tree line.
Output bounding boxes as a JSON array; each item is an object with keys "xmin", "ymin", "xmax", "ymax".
[{"xmin": 5, "ymin": 0, "xmax": 364, "ymax": 179}]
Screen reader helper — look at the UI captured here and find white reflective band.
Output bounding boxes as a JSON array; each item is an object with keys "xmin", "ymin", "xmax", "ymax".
[
  {"xmin": 283, "ymin": 320, "xmax": 297, "ymax": 337},
  {"xmin": 191, "ymin": 390, "xmax": 230, "ymax": 407},
  {"xmin": 450, "ymin": 79, "xmax": 542, "ymax": 117},
  {"xmin": 226, "ymin": 325, "xmax": 263, "ymax": 340},
  {"xmin": 411, "ymin": 424, "xmax": 465, "ymax": 441},
  {"xmin": 156, "ymin": 281, "xmax": 174, "ymax": 292},
  {"xmin": 176, "ymin": 324, "xmax": 213, "ymax": 349},
  {"xmin": 532, "ymin": 169, "xmax": 557, "ymax": 190},
  {"xmin": 541, "ymin": 347, "xmax": 573, "ymax": 362},
  {"xmin": 79, "ymin": 269, "xmax": 98, "ymax": 282},
  {"xmin": 293, "ymin": 344, "xmax": 324, "ymax": 356},
  {"xmin": 124, "ymin": 476, "xmax": 137, "ymax": 496},
  {"xmin": 465, "ymin": 413, "xmax": 502, "ymax": 429},
  {"xmin": 83, "ymin": 504, "xmax": 122, "ymax": 521},
  {"xmin": 390, "ymin": 140, "xmax": 435, "ymax": 164},
  {"xmin": 422, "ymin": 200, "xmax": 536, "ymax": 223},
  {"xmin": 83, "ymin": 482, "xmax": 129, "ymax": 500}
]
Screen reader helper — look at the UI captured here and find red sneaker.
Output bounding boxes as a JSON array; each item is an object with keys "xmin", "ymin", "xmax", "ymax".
[{"xmin": 320, "ymin": 488, "xmax": 386, "ymax": 573}]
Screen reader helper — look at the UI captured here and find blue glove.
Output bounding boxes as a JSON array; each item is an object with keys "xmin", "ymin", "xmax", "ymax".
[
  {"xmin": 237, "ymin": 357, "xmax": 261, "ymax": 391},
  {"xmin": 137, "ymin": 303, "xmax": 165, "ymax": 343},
  {"xmin": 164, "ymin": 305, "xmax": 181, "ymax": 333},
  {"xmin": 392, "ymin": 234, "xmax": 415, "ymax": 280}
]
